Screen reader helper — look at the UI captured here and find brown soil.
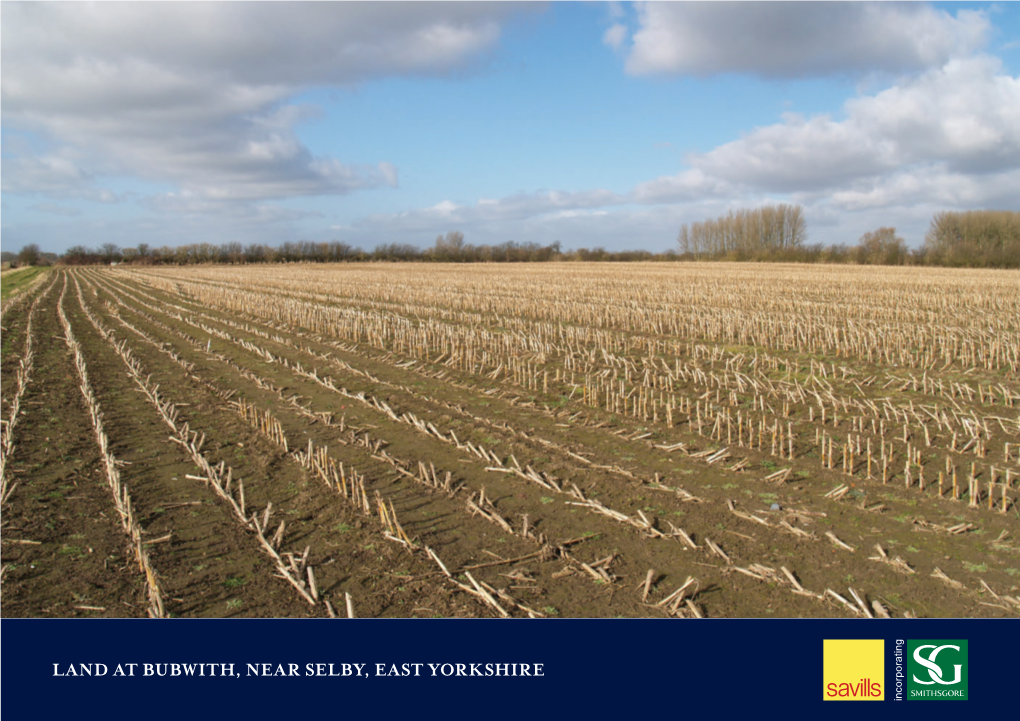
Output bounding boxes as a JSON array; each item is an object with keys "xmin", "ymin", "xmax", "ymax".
[{"xmin": 2, "ymin": 266, "xmax": 1017, "ymax": 618}]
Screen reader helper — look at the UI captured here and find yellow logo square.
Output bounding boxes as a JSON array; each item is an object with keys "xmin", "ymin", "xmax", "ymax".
[{"xmin": 823, "ymin": 639, "xmax": 885, "ymax": 700}]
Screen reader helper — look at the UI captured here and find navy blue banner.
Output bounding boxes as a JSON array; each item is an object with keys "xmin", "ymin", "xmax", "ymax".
[{"xmin": 1, "ymin": 619, "xmax": 1013, "ymax": 718}]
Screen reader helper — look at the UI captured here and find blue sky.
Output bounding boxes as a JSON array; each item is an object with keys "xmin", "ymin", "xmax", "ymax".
[{"xmin": 2, "ymin": 1, "xmax": 1019, "ymax": 255}]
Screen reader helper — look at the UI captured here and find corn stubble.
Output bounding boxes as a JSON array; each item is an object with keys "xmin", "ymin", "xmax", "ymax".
[{"xmin": 3, "ymin": 261, "xmax": 1017, "ymax": 618}]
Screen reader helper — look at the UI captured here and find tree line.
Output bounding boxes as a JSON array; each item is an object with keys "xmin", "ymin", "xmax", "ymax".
[
  {"xmin": 41, "ymin": 232, "xmax": 685, "ymax": 267},
  {"xmin": 921, "ymin": 210, "xmax": 1020, "ymax": 268},
  {"xmin": 45, "ymin": 234, "xmax": 680, "ymax": 267},
  {"xmin": 675, "ymin": 206, "xmax": 1018, "ymax": 268},
  {"xmin": 8, "ymin": 208, "xmax": 1017, "ymax": 269}
]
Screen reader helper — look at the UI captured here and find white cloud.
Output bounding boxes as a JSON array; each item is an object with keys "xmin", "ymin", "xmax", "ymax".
[
  {"xmin": 829, "ymin": 166, "xmax": 1020, "ymax": 211},
  {"xmin": 687, "ymin": 56, "xmax": 1020, "ymax": 197},
  {"xmin": 429, "ymin": 200, "xmax": 461, "ymax": 217},
  {"xmin": 624, "ymin": 2, "xmax": 989, "ymax": 78},
  {"xmin": 846, "ymin": 57, "xmax": 1020, "ymax": 173},
  {"xmin": 2, "ymin": 3, "xmax": 514, "ymax": 89},
  {"xmin": 0, "ymin": 150, "xmax": 126, "ymax": 204},
  {"xmin": 358, "ymin": 188, "xmax": 628, "ymax": 236},
  {"xmin": 470, "ymin": 189, "xmax": 625, "ymax": 221},
  {"xmin": 2, "ymin": 154, "xmax": 94, "ymax": 195},
  {"xmin": 142, "ymin": 193, "xmax": 320, "ymax": 222},
  {"xmin": 692, "ymin": 113, "xmax": 893, "ymax": 192},
  {"xmin": 1, "ymin": 2, "xmax": 521, "ymax": 205},
  {"xmin": 603, "ymin": 24, "xmax": 627, "ymax": 51},
  {"xmin": 29, "ymin": 203, "xmax": 83, "ymax": 218},
  {"xmin": 552, "ymin": 209, "xmax": 609, "ymax": 219},
  {"xmin": 632, "ymin": 169, "xmax": 733, "ymax": 204}
]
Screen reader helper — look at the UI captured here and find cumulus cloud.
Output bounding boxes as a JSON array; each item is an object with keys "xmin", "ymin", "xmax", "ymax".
[
  {"xmin": 624, "ymin": 2, "xmax": 989, "ymax": 78},
  {"xmin": 2, "ymin": 3, "xmax": 512, "ymax": 90},
  {"xmin": 691, "ymin": 113, "xmax": 894, "ymax": 193},
  {"xmin": 687, "ymin": 56, "xmax": 1020, "ymax": 198},
  {"xmin": 1, "ymin": 2, "xmax": 521, "ymax": 204},
  {"xmin": 846, "ymin": 57, "xmax": 1020, "ymax": 174},
  {"xmin": 829, "ymin": 166, "xmax": 1020, "ymax": 211}
]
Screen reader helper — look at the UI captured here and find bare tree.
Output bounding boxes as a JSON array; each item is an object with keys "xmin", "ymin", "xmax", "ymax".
[
  {"xmin": 434, "ymin": 231, "xmax": 465, "ymax": 260},
  {"xmin": 677, "ymin": 205, "xmax": 806, "ymax": 259},
  {"xmin": 857, "ymin": 227, "xmax": 906, "ymax": 265},
  {"xmin": 100, "ymin": 243, "xmax": 121, "ymax": 264},
  {"xmin": 17, "ymin": 243, "xmax": 41, "ymax": 266},
  {"xmin": 926, "ymin": 211, "xmax": 1020, "ymax": 252},
  {"xmin": 222, "ymin": 242, "xmax": 244, "ymax": 264}
]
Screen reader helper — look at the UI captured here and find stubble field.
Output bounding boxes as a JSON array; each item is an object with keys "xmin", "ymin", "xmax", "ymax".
[{"xmin": 2, "ymin": 262, "xmax": 1018, "ymax": 618}]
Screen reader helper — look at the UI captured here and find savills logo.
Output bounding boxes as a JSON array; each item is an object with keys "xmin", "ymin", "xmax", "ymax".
[{"xmin": 823, "ymin": 639, "xmax": 884, "ymax": 700}]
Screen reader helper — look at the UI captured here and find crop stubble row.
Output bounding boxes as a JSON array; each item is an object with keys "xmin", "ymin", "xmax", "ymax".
[{"xmin": 2, "ymin": 262, "xmax": 1019, "ymax": 617}]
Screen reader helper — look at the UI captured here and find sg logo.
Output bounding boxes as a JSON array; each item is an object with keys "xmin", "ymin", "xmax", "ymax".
[
  {"xmin": 906, "ymin": 639, "xmax": 968, "ymax": 700},
  {"xmin": 912, "ymin": 644, "xmax": 963, "ymax": 685}
]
